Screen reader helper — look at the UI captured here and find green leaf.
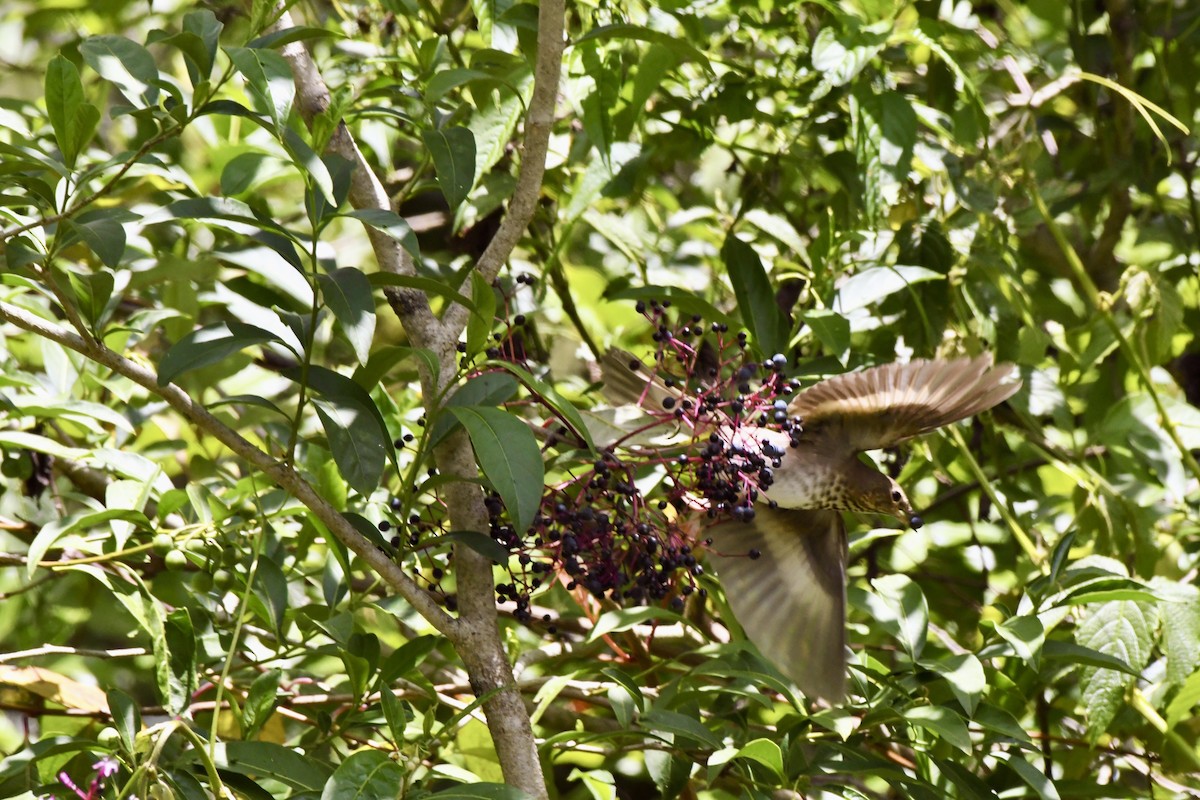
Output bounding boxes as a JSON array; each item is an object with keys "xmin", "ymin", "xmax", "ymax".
[
  {"xmin": 423, "ymin": 127, "xmax": 476, "ymax": 210},
  {"xmin": 904, "ymin": 705, "xmax": 971, "ymax": 754},
  {"xmin": 722, "ymin": 235, "xmax": 790, "ymax": 357},
  {"xmin": 61, "ymin": 216, "xmax": 126, "ymax": 269},
  {"xmin": 107, "ymin": 688, "xmax": 140, "ymax": 754},
  {"xmin": 485, "ymin": 360, "xmax": 596, "ymax": 453},
  {"xmin": 604, "ymin": 285, "xmax": 739, "ymax": 330},
  {"xmin": 242, "ymin": 670, "xmax": 281, "ymax": 739},
  {"xmin": 79, "ymin": 35, "xmax": 159, "ymax": 107},
  {"xmin": 834, "ymin": 265, "xmax": 943, "ymax": 313},
  {"xmin": 1042, "ymin": 640, "xmax": 1139, "ymax": 676},
  {"xmin": 466, "ymin": 271, "xmax": 498, "ymax": 356},
  {"xmin": 449, "ymin": 406, "xmax": 544, "ymax": 534},
  {"xmin": 182, "ymin": 9, "xmax": 223, "ymax": 81},
  {"xmin": 163, "ymin": 609, "xmax": 196, "ymax": 716},
  {"xmin": 45, "ymin": 55, "xmax": 98, "ymax": 165},
  {"xmin": 226, "ymin": 46, "xmax": 295, "ymax": 131},
  {"xmin": 590, "ymin": 607, "xmax": 682, "ymax": 640},
  {"xmin": 640, "ymin": 709, "xmax": 722, "ymax": 749},
  {"xmin": 426, "ymin": 784, "xmax": 532, "ymax": 800},
  {"xmin": 214, "ymin": 741, "xmax": 331, "ymax": 792},
  {"xmin": 367, "ymin": 272, "xmax": 471, "ymax": 314},
  {"xmin": 869, "ymin": 573, "xmax": 928, "ymax": 660},
  {"xmin": 991, "ymin": 614, "xmax": 1045, "ymax": 669},
  {"xmin": 733, "ymin": 738, "xmax": 784, "ymax": 779},
  {"xmin": 319, "ymin": 267, "xmax": 376, "ymax": 365},
  {"xmin": 1076, "ymin": 600, "xmax": 1157, "ymax": 739},
  {"xmin": 344, "ymin": 208, "xmax": 422, "ymax": 261},
  {"xmin": 803, "ymin": 308, "xmax": 850, "ymax": 363},
  {"xmin": 157, "ymin": 322, "xmax": 280, "ymax": 385},
  {"xmin": 291, "ymin": 365, "xmax": 392, "ymax": 496},
  {"xmin": 380, "ymin": 635, "xmax": 439, "ymax": 684},
  {"xmin": 923, "ymin": 653, "xmax": 985, "ymax": 716},
  {"xmin": 575, "ymin": 24, "xmax": 712, "ymax": 73},
  {"xmin": 438, "ymin": 530, "xmax": 510, "ymax": 563}
]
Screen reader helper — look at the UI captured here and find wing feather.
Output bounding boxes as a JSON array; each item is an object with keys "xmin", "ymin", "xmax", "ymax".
[{"xmin": 707, "ymin": 507, "xmax": 848, "ymax": 701}]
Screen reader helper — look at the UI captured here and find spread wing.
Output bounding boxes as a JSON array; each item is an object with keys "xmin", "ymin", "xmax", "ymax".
[
  {"xmin": 791, "ymin": 356, "xmax": 1020, "ymax": 452},
  {"xmin": 706, "ymin": 506, "xmax": 847, "ymax": 701},
  {"xmin": 599, "ymin": 348, "xmax": 678, "ymax": 410}
]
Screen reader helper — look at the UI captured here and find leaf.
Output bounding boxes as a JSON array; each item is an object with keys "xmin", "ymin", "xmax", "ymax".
[
  {"xmin": 449, "ymin": 406, "xmax": 544, "ymax": 534},
  {"xmin": 438, "ymin": 530, "xmax": 510, "ymax": 563},
  {"xmin": 604, "ymin": 285, "xmax": 738, "ymax": 330},
  {"xmin": 590, "ymin": 607, "xmax": 682, "ymax": 640},
  {"xmin": 904, "ymin": 705, "xmax": 971, "ymax": 754},
  {"xmin": 344, "ymin": 208, "xmax": 422, "ymax": 261},
  {"xmin": 721, "ymin": 235, "xmax": 790, "ymax": 357},
  {"xmin": 0, "ymin": 666, "xmax": 110, "ymax": 714},
  {"xmin": 163, "ymin": 609, "xmax": 197, "ymax": 717},
  {"xmin": 575, "ymin": 24, "xmax": 712, "ymax": 73},
  {"xmin": 923, "ymin": 653, "xmax": 985, "ymax": 716},
  {"xmin": 466, "ymin": 271, "xmax": 497, "ymax": 356},
  {"xmin": 45, "ymin": 55, "xmax": 98, "ymax": 165},
  {"xmin": 367, "ymin": 272, "xmax": 471, "ymax": 314},
  {"xmin": 380, "ymin": 636, "xmax": 439, "ymax": 684},
  {"xmin": 226, "ymin": 46, "xmax": 295, "ymax": 131},
  {"xmin": 426, "ymin": 784, "xmax": 532, "ymax": 800},
  {"xmin": 157, "ymin": 322, "xmax": 280, "ymax": 385},
  {"xmin": 107, "ymin": 688, "xmax": 139, "ymax": 753},
  {"xmin": 640, "ymin": 709, "xmax": 722, "ymax": 749},
  {"xmin": 242, "ymin": 670, "xmax": 281, "ymax": 739},
  {"xmin": 79, "ymin": 35, "xmax": 159, "ymax": 107},
  {"xmin": 485, "ymin": 360, "xmax": 596, "ymax": 452},
  {"xmin": 62, "ymin": 215, "xmax": 126, "ymax": 269},
  {"xmin": 319, "ymin": 267, "xmax": 376, "ymax": 365},
  {"xmin": 214, "ymin": 741, "xmax": 331, "ymax": 792},
  {"xmin": 803, "ymin": 308, "xmax": 850, "ymax": 363},
  {"xmin": 733, "ymin": 738, "xmax": 784, "ymax": 779},
  {"xmin": 1076, "ymin": 600, "xmax": 1157, "ymax": 739},
  {"xmin": 869, "ymin": 573, "xmax": 928, "ymax": 660},
  {"xmin": 991, "ymin": 614, "xmax": 1045, "ymax": 669},
  {"xmin": 423, "ymin": 127, "xmax": 476, "ymax": 210},
  {"xmin": 833, "ymin": 265, "xmax": 943, "ymax": 313}
]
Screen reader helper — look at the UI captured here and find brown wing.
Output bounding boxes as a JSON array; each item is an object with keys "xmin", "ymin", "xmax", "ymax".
[
  {"xmin": 706, "ymin": 506, "xmax": 848, "ymax": 701},
  {"xmin": 599, "ymin": 348, "xmax": 678, "ymax": 410},
  {"xmin": 791, "ymin": 356, "xmax": 1020, "ymax": 452}
]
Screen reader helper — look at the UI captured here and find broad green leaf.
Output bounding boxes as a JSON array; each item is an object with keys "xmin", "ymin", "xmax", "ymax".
[
  {"xmin": 903, "ymin": 705, "xmax": 971, "ymax": 754},
  {"xmin": 157, "ymin": 322, "xmax": 280, "ymax": 385},
  {"xmin": 106, "ymin": 688, "xmax": 140, "ymax": 754},
  {"xmin": 448, "ymin": 406, "xmax": 544, "ymax": 534},
  {"xmin": 242, "ymin": 670, "xmax": 281, "ymax": 739},
  {"xmin": 923, "ymin": 653, "xmax": 985, "ymax": 716},
  {"xmin": 1077, "ymin": 600, "xmax": 1157, "ymax": 739},
  {"xmin": 431, "ymin": 372, "xmax": 519, "ymax": 446},
  {"xmin": 61, "ymin": 216, "xmax": 125, "ymax": 269},
  {"xmin": 733, "ymin": 738, "xmax": 784, "ymax": 779},
  {"xmin": 163, "ymin": 609, "xmax": 196, "ymax": 716},
  {"xmin": 466, "ymin": 271, "xmax": 497, "ymax": 356},
  {"xmin": 423, "ymin": 126, "xmax": 476, "ymax": 210},
  {"xmin": 293, "ymin": 365, "xmax": 393, "ymax": 495},
  {"xmin": 803, "ymin": 308, "xmax": 850, "ymax": 363},
  {"xmin": 26, "ymin": 508, "xmax": 151, "ymax": 579},
  {"xmin": 485, "ymin": 359, "xmax": 596, "ymax": 452},
  {"xmin": 590, "ymin": 607, "xmax": 682, "ymax": 640},
  {"xmin": 345, "ymin": 208, "xmax": 422, "ymax": 260},
  {"xmin": 1153, "ymin": 577, "xmax": 1200, "ymax": 685},
  {"xmin": 991, "ymin": 614, "xmax": 1045, "ymax": 669},
  {"xmin": 79, "ymin": 35, "xmax": 159, "ymax": 107},
  {"xmin": 427, "ymin": 784, "xmax": 531, "ymax": 800},
  {"xmin": 45, "ymin": 55, "xmax": 98, "ymax": 165},
  {"xmin": 226, "ymin": 46, "xmax": 295, "ymax": 131},
  {"xmin": 640, "ymin": 709, "xmax": 722, "ymax": 749},
  {"xmin": 438, "ymin": 530, "xmax": 510, "ymax": 563},
  {"xmin": 319, "ymin": 267, "xmax": 376, "ymax": 365},
  {"xmin": 834, "ymin": 265, "xmax": 943, "ymax": 313},
  {"xmin": 379, "ymin": 635, "xmax": 439, "ymax": 684},
  {"xmin": 214, "ymin": 741, "xmax": 332, "ymax": 792},
  {"xmin": 722, "ymin": 235, "xmax": 790, "ymax": 358},
  {"xmin": 869, "ymin": 573, "xmax": 928, "ymax": 660},
  {"xmin": 575, "ymin": 24, "xmax": 712, "ymax": 73}
]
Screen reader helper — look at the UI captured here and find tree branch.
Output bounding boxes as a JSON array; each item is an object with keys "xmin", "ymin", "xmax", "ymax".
[
  {"xmin": 0, "ymin": 298, "xmax": 456, "ymax": 636},
  {"xmin": 442, "ymin": 0, "xmax": 565, "ymax": 339}
]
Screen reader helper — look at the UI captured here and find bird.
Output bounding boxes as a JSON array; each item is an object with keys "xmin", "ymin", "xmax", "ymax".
[{"xmin": 601, "ymin": 350, "xmax": 1021, "ymax": 701}]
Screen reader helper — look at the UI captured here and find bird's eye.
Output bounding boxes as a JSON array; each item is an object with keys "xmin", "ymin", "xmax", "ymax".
[{"xmin": 891, "ymin": 490, "xmax": 902, "ymax": 502}]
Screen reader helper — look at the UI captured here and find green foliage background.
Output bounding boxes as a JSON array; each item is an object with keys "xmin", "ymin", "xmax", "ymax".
[{"xmin": 0, "ymin": 0, "xmax": 1198, "ymax": 798}]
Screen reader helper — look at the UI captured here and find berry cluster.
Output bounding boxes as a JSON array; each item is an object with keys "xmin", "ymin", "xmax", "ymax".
[{"xmin": 487, "ymin": 300, "xmax": 805, "ymax": 619}]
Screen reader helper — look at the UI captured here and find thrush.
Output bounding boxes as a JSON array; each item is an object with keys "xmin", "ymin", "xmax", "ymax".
[{"xmin": 601, "ymin": 351, "xmax": 1021, "ymax": 701}]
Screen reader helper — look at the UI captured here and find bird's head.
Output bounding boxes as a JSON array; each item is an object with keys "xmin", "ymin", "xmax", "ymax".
[{"xmin": 857, "ymin": 474, "xmax": 924, "ymax": 529}]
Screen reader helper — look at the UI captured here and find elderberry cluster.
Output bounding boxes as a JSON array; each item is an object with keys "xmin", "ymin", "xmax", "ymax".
[{"xmin": 484, "ymin": 300, "xmax": 805, "ymax": 618}]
